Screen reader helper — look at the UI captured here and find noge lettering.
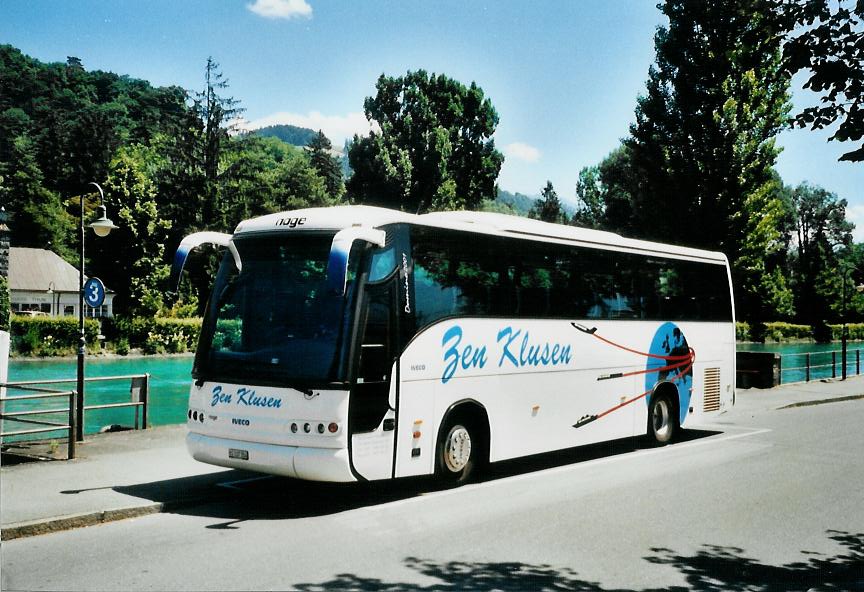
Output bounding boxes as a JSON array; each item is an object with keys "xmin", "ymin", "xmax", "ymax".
[
  {"xmin": 441, "ymin": 324, "xmax": 573, "ymax": 383},
  {"xmin": 276, "ymin": 217, "xmax": 306, "ymax": 228},
  {"xmin": 210, "ymin": 385, "xmax": 283, "ymax": 409}
]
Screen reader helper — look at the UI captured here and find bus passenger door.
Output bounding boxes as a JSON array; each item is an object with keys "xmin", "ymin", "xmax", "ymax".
[{"xmin": 350, "ymin": 279, "xmax": 399, "ymax": 480}]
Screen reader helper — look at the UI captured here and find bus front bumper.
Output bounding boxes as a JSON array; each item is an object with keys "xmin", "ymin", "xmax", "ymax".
[{"xmin": 186, "ymin": 432, "xmax": 356, "ymax": 482}]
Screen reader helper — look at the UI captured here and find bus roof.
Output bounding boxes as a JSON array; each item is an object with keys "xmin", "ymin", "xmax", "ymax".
[{"xmin": 233, "ymin": 205, "xmax": 728, "ymax": 264}]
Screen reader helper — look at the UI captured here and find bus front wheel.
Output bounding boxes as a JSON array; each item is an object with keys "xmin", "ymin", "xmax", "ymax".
[
  {"xmin": 648, "ymin": 393, "xmax": 677, "ymax": 445},
  {"xmin": 436, "ymin": 418, "xmax": 482, "ymax": 486}
]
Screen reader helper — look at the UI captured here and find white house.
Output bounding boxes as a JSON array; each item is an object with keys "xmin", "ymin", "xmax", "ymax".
[{"xmin": 8, "ymin": 247, "xmax": 114, "ymax": 318}]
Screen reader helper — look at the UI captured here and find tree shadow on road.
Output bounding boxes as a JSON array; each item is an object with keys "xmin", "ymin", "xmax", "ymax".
[
  {"xmin": 289, "ymin": 530, "xmax": 864, "ymax": 591},
  {"xmin": 644, "ymin": 529, "xmax": 864, "ymax": 591}
]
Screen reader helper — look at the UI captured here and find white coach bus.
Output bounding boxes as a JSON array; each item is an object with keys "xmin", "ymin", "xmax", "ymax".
[{"xmin": 171, "ymin": 205, "xmax": 735, "ymax": 485}]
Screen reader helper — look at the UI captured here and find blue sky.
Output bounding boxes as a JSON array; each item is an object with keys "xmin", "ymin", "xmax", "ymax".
[{"xmin": 3, "ymin": 0, "xmax": 862, "ymax": 236}]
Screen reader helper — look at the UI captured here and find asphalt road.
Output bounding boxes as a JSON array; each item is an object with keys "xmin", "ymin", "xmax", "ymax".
[{"xmin": 2, "ymin": 397, "xmax": 863, "ymax": 591}]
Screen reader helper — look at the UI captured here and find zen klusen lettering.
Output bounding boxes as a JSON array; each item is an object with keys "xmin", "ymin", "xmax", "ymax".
[
  {"xmin": 210, "ymin": 385, "xmax": 282, "ymax": 409},
  {"xmin": 441, "ymin": 324, "xmax": 573, "ymax": 383}
]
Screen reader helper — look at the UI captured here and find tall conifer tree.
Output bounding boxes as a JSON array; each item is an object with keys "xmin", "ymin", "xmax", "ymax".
[{"xmin": 627, "ymin": 0, "xmax": 792, "ymax": 326}]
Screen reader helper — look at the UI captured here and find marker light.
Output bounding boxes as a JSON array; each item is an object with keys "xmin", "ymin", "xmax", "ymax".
[
  {"xmin": 328, "ymin": 422, "xmax": 339, "ymax": 433},
  {"xmin": 290, "ymin": 423, "xmax": 298, "ymax": 433},
  {"xmin": 317, "ymin": 423, "xmax": 325, "ymax": 434},
  {"xmin": 303, "ymin": 423, "xmax": 311, "ymax": 433}
]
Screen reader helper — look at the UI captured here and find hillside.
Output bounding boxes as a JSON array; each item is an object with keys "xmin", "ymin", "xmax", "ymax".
[
  {"xmin": 496, "ymin": 188, "xmax": 537, "ymax": 215},
  {"xmin": 251, "ymin": 124, "xmax": 319, "ymax": 146}
]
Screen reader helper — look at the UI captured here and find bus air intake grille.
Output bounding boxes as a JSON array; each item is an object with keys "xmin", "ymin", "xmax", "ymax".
[{"xmin": 703, "ymin": 367, "xmax": 721, "ymax": 412}]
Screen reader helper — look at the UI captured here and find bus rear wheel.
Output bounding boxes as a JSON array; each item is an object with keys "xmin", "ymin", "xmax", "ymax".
[
  {"xmin": 436, "ymin": 417, "xmax": 482, "ymax": 486},
  {"xmin": 648, "ymin": 393, "xmax": 677, "ymax": 445}
]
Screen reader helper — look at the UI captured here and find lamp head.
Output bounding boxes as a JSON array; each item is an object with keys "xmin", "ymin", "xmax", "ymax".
[{"xmin": 89, "ymin": 205, "xmax": 118, "ymax": 237}]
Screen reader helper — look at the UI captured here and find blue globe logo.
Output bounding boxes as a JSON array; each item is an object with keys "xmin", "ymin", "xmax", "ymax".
[{"xmin": 645, "ymin": 322, "xmax": 693, "ymax": 425}]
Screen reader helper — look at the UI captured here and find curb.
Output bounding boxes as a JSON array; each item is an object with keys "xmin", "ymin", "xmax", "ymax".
[
  {"xmin": 778, "ymin": 393, "xmax": 864, "ymax": 410},
  {"xmin": 1, "ymin": 495, "xmax": 220, "ymax": 541},
  {"xmin": 2, "ymin": 503, "xmax": 164, "ymax": 541}
]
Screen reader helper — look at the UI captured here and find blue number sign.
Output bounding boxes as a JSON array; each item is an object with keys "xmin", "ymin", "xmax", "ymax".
[{"xmin": 83, "ymin": 277, "xmax": 106, "ymax": 308}]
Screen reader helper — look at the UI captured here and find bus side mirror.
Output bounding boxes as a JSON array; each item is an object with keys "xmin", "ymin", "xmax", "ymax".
[
  {"xmin": 169, "ymin": 232, "xmax": 241, "ymax": 292},
  {"xmin": 327, "ymin": 227, "xmax": 386, "ymax": 296}
]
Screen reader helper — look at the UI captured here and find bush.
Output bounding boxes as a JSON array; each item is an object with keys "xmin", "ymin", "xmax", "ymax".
[
  {"xmin": 115, "ymin": 337, "xmax": 130, "ymax": 356},
  {"xmin": 0, "ymin": 276, "xmax": 10, "ymax": 332},
  {"xmin": 828, "ymin": 323, "xmax": 864, "ymax": 341},
  {"xmin": 103, "ymin": 316, "xmax": 201, "ymax": 353},
  {"xmin": 10, "ymin": 316, "xmax": 100, "ymax": 356},
  {"xmin": 764, "ymin": 322, "xmax": 812, "ymax": 342},
  {"xmin": 10, "ymin": 315, "xmax": 201, "ymax": 356}
]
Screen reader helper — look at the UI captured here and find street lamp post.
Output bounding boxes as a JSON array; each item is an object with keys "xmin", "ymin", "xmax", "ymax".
[
  {"xmin": 76, "ymin": 182, "xmax": 117, "ymax": 441},
  {"xmin": 47, "ymin": 282, "xmax": 60, "ymax": 317}
]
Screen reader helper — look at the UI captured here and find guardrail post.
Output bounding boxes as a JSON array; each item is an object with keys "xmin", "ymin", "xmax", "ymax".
[
  {"xmin": 806, "ymin": 353, "xmax": 811, "ymax": 382},
  {"xmin": 832, "ymin": 351, "xmax": 837, "ymax": 378},
  {"xmin": 142, "ymin": 374, "xmax": 149, "ymax": 430},
  {"xmin": 131, "ymin": 376, "xmax": 142, "ymax": 430},
  {"xmin": 68, "ymin": 390, "xmax": 76, "ymax": 460},
  {"xmin": 777, "ymin": 355, "xmax": 783, "ymax": 386},
  {"xmin": 857, "ymin": 349, "xmax": 860, "ymax": 376}
]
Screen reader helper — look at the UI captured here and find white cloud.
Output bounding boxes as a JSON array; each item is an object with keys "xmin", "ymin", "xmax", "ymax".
[
  {"xmin": 247, "ymin": 0, "xmax": 312, "ymax": 20},
  {"xmin": 504, "ymin": 142, "xmax": 541, "ymax": 163},
  {"xmin": 242, "ymin": 111, "xmax": 376, "ymax": 146}
]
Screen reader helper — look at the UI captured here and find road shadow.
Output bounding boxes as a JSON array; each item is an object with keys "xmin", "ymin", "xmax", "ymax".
[
  {"xmin": 113, "ymin": 429, "xmax": 721, "ymax": 527},
  {"xmin": 289, "ymin": 530, "xmax": 864, "ymax": 591},
  {"xmin": 481, "ymin": 428, "xmax": 719, "ymax": 482}
]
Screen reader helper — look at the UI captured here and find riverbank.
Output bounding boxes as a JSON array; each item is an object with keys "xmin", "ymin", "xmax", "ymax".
[{"xmin": 8, "ymin": 350, "xmax": 195, "ymax": 362}]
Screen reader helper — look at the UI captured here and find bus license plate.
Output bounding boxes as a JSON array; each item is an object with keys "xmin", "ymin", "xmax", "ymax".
[{"xmin": 228, "ymin": 448, "xmax": 249, "ymax": 461}]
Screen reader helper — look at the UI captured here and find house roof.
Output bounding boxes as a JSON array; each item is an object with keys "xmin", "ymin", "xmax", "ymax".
[{"xmin": 9, "ymin": 247, "xmax": 84, "ymax": 293}]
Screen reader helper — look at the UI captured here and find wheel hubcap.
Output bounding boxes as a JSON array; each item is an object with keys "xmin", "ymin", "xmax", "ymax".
[
  {"xmin": 653, "ymin": 399, "xmax": 670, "ymax": 439},
  {"xmin": 444, "ymin": 426, "xmax": 472, "ymax": 473}
]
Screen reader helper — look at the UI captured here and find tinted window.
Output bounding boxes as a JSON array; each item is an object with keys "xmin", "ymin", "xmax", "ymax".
[{"xmin": 410, "ymin": 227, "xmax": 732, "ymax": 328}]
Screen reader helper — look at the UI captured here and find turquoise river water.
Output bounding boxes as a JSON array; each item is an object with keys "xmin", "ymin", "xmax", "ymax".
[{"xmin": 4, "ymin": 356, "xmax": 193, "ymax": 440}]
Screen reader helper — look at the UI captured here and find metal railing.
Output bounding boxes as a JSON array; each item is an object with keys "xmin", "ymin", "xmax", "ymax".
[
  {"xmin": 777, "ymin": 349, "xmax": 862, "ymax": 385},
  {"xmin": 0, "ymin": 374, "xmax": 149, "ymax": 460}
]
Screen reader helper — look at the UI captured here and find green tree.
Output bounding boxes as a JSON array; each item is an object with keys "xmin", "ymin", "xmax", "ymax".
[
  {"xmin": 626, "ymin": 0, "xmax": 792, "ymax": 325},
  {"xmin": 789, "ymin": 182, "xmax": 854, "ymax": 331},
  {"xmin": 307, "ymin": 130, "xmax": 345, "ymax": 201},
  {"xmin": 783, "ymin": 0, "xmax": 864, "ymax": 161},
  {"xmin": 98, "ymin": 146, "xmax": 172, "ymax": 316},
  {"xmin": 0, "ymin": 135, "xmax": 74, "ymax": 260},
  {"xmin": 347, "ymin": 70, "xmax": 504, "ymax": 213},
  {"xmin": 529, "ymin": 181, "xmax": 565, "ymax": 224},
  {"xmin": 0, "ymin": 45, "xmax": 192, "ymax": 259},
  {"xmin": 572, "ymin": 145, "xmax": 640, "ymax": 233}
]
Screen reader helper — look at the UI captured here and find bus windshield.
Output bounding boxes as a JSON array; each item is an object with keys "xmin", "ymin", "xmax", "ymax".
[{"xmin": 194, "ymin": 233, "xmax": 357, "ymax": 386}]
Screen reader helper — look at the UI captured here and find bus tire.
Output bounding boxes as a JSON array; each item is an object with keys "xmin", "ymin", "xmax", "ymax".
[
  {"xmin": 436, "ymin": 415, "xmax": 484, "ymax": 486},
  {"xmin": 648, "ymin": 391, "xmax": 677, "ymax": 445}
]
